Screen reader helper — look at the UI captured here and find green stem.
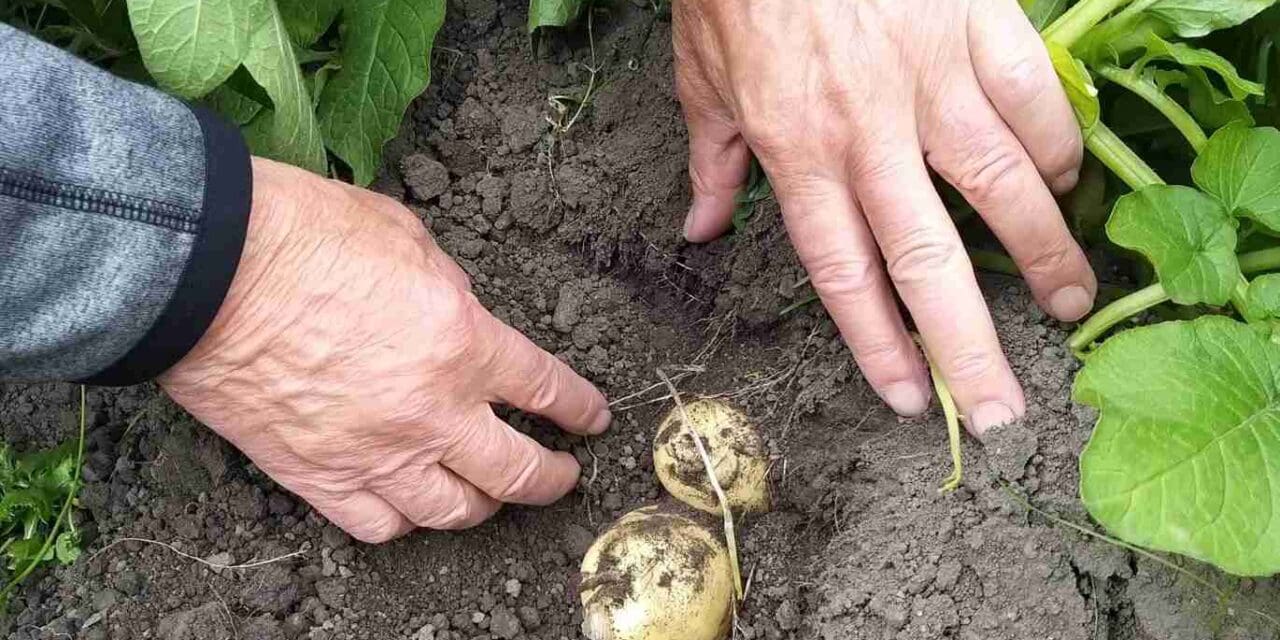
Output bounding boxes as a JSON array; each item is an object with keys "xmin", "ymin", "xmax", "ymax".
[
  {"xmin": 1240, "ymin": 248, "xmax": 1280, "ymax": 274},
  {"xmin": 968, "ymin": 250, "xmax": 1021, "ymax": 278},
  {"xmin": 1094, "ymin": 64, "xmax": 1208, "ymax": 152},
  {"xmin": 0, "ymin": 387, "xmax": 86, "ymax": 605},
  {"xmin": 1085, "ymin": 122, "xmax": 1164, "ymax": 190},
  {"xmin": 1043, "ymin": 0, "xmax": 1137, "ymax": 48},
  {"xmin": 1067, "ymin": 249, "xmax": 1280, "ymax": 353},
  {"xmin": 1068, "ymin": 283, "xmax": 1168, "ymax": 353}
]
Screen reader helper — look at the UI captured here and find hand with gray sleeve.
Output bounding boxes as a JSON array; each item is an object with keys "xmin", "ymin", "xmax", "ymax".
[{"xmin": 0, "ymin": 23, "xmax": 613, "ymax": 543}]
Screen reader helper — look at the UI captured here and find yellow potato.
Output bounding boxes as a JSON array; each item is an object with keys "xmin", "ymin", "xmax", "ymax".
[
  {"xmin": 579, "ymin": 506, "xmax": 735, "ymax": 640},
  {"xmin": 653, "ymin": 399, "xmax": 771, "ymax": 515}
]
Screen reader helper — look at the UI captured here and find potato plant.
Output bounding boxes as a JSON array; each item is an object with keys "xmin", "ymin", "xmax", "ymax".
[
  {"xmin": 2, "ymin": 0, "xmax": 446, "ymax": 185},
  {"xmin": 1029, "ymin": 0, "xmax": 1280, "ymax": 577}
]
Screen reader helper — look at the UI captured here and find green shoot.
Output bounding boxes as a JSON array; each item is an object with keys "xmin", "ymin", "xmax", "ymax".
[{"xmin": 0, "ymin": 386, "xmax": 87, "ymax": 610}]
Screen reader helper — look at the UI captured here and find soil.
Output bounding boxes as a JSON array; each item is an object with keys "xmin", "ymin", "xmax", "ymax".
[{"xmin": 3, "ymin": 2, "xmax": 1279, "ymax": 639}]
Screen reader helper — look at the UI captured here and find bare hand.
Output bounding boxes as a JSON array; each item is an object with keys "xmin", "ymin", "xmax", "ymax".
[
  {"xmin": 674, "ymin": 0, "xmax": 1096, "ymax": 434},
  {"xmin": 160, "ymin": 158, "xmax": 612, "ymax": 543}
]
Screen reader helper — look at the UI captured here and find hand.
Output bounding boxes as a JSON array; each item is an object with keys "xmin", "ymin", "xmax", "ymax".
[
  {"xmin": 674, "ymin": 0, "xmax": 1096, "ymax": 435},
  {"xmin": 159, "ymin": 158, "xmax": 612, "ymax": 543}
]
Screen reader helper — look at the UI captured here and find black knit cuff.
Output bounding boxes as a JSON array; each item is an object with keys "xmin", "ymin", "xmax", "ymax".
[{"xmin": 82, "ymin": 106, "xmax": 252, "ymax": 386}]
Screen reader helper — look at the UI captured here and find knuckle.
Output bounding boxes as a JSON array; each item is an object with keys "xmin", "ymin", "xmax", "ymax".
[
  {"xmin": 524, "ymin": 357, "xmax": 564, "ymax": 414},
  {"xmin": 996, "ymin": 55, "xmax": 1050, "ymax": 111},
  {"xmin": 496, "ymin": 455, "xmax": 543, "ymax": 503},
  {"xmin": 349, "ymin": 514, "xmax": 404, "ymax": 544},
  {"xmin": 952, "ymin": 140, "xmax": 1023, "ymax": 203},
  {"xmin": 739, "ymin": 114, "xmax": 793, "ymax": 161},
  {"xmin": 1041, "ymin": 134, "xmax": 1084, "ymax": 178},
  {"xmin": 431, "ymin": 500, "xmax": 478, "ymax": 531},
  {"xmin": 429, "ymin": 291, "xmax": 483, "ymax": 366},
  {"xmin": 808, "ymin": 255, "xmax": 881, "ymax": 301},
  {"xmin": 850, "ymin": 337, "xmax": 911, "ymax": 375},
  {"xmin": 945, "ymin": 347, "xmax": 998, "ymax": 384},
  {"xmin": 1022, "ymin": 239, "xmax": 1078, "ymax": 280},
  {"xmin": 885, "ymin": 233, "xmax": 960, "ymax": 288}
]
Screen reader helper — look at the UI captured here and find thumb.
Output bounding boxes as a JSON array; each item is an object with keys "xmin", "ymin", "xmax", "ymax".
[{"xmin": 676, "ymin": 63, "xmax": 751, "ymax": 243}]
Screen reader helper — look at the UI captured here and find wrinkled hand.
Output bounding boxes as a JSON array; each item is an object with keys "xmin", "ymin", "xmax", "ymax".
[
  {"xmin": 674, "ymin": 0, "xmax": 1097, "ymax": 434},
  {"xmin": 160, "ymin": 158, "xmax": 611, "ymax": 543}
]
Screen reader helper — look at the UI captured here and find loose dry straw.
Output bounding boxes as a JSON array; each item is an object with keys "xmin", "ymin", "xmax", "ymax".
[
  {"xmin": 89, "ymin": 537, "xmax": 307, "ymax": 570},
  {"xmin": 654, "ymin": 368, "xmax": 744, "ymax": 599}
]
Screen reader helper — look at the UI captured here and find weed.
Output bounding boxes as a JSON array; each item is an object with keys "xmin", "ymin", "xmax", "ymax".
[{"xmin": 0, "ymin": 387, "xmax": 87, "ymax": 610}]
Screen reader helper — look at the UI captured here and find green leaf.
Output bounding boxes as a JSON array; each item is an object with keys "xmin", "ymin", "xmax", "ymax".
[
  {"xmin": 1144, "ymin": 0, "xmax": 1277, "ymax": 38},
  {"xmin": 1076, "ymin": 316, "xmax": 1280, "ymax": 576},
  {"xmin": 6, "ymin": 538, "xmax": 50, "ymax": 570},
  {"xmin": 1142, "ymin": 34, "xmax": 1264, "ymax": 101},
  {"xmin": 203, "ymin": 85, "xmax": 263, "ymax": 126},
  {"xmin": 277, "ymin": 0, "xmax": 341, "ymax": 47},
  {"xmin": 126, "ymin": 0, "xmax": 252, "ymax": 99},
  {"xmin": 54, "ymin": 531, "xmax": 80, "ymax": 565},
  {"xmin": 316, "ymin": 0, "xmax": 446, "ymax": 186},
  {"xmin": 1193, "ymin": 124, "xmax": 1280, "ymax": 232},
  {"xmin": 1019, "ymin": 0, "xmax": 1070, "ymax": 30},
  {"xmin": 1248, "ymin": 274, "xmax": 1280, "ymax": 317},
  {"xmin": 1186, "ymin": 68, "xmax": 1255, "ymax": 129},
  {"xmin": 1048, "ymin": 43, "xmax": 1101, "ymax": 132},
  {"xmin": 240, "ymin": 0, "xmax": 328, "ymax": 175},
  {"xmin": 528, "ymin": 0, "xmax": 584, "ymax": 33},
  {"xmin": 1107, "ymin": 185, "xmax": 1240, "ymax": 306}
]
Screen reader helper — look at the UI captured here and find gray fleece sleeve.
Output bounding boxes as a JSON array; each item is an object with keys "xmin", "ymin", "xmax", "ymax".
[{"xmin": 0, "ymin": 23, "xmax": 252, "ymax": 384}]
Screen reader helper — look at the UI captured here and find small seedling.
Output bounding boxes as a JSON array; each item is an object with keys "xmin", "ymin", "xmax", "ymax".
[
  {"xmin": 731, "ymin": 160, "xmax": 773, "ymax": 232},
  {"xmin": 0, "ymin": 387, "xmax": 87, "ymax": 611}
]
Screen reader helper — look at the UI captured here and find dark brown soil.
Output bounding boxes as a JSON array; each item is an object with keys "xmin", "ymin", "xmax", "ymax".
[{"xmin": 3, "ymin": 2, "xmax": 1279, "ymax": 639}]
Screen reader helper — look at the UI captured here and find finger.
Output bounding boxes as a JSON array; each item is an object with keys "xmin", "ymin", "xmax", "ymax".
[
  {"xmin": 853, "ymin": 139, "xmax": 1024, "ymax": 436},
  {"xmin": 769, "ymin": 171, "xmax": 931, "ymax": 416},
  {"xmin": 306, "ymin": 490, "xmax": 415, "ymax": 544},
  {"xmin": 376, "ymin": 463, "xmax": 501, "ymax": 530},
  {"xmin": 923, "ymin": 85, "xmax": 1097, "ymax": 322},
  {"xmin": 968, "ymin": 0, "xmax": 1083, "ymax": 194},
  {"xmin": 442, "ymin": 409, "xmax": 581, "ymax": 505},
  {"xmin": 477, "ymin": 312, "xmax": 612, "ymax": 436},
  {"xmin": 676, "ymin": 48, "xmax": 752, "ymax": 242}
]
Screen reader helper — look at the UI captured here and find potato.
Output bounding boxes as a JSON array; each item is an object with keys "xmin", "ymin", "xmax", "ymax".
[
  {"xmin": 579, "ymin": 506, "xmax": 735, "ymax": 640},
  {"xmin": 653, "ymin": 399, "xmax": 771, "ymax": 515}
]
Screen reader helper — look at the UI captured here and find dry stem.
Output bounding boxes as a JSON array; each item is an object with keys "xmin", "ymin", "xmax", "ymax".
[{"xmin": 654, "ymin": 368, "xmax": 744, "ymax": 600}]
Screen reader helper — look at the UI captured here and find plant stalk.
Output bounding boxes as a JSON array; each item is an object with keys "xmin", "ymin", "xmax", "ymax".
[
  {"xmin": 1084, "ymin": 122, "xmax": 1164, "ymax": 190},
  {"xmin": 1043, "ymin": 0, "xmax": 1136, "ymax": 48},
  {"xmin": 1094, "ymin": 64, "xmax": 1208, "ymax": 152},
  {"xmin": 1067, "ymin": 248, "xmax": 1280, "ymax": 352},
  {"xmin": 1068, "ymin": 283, "xmax": 1167, "ymax": 353}
]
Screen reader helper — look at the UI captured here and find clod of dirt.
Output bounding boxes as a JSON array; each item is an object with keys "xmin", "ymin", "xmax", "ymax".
[
  {"xmin": 157, "ymin": 603, "xmax": 234, "ymax": 640},
  {"xmin": 653, "ymin": 399, "xmax": 771, "ymax": 515},
  {"xmin": 401, "ymin": 153, "xmax": 451, "ymax": 202},
  {"xmin": 979, "ymin": 420, "xmax": 1039, "ymax": 481},
  {"xmin": 553, "ymin": 280, "xmax": 587, "ymax": 333},
  {"xmin": 580, "ymin": 505, "xmax": 734, "ymax": 640}
]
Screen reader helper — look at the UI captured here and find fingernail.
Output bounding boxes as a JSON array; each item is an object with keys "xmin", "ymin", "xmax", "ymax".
[
  {"xmin": 969, "ymin": 402, "xmax": 1017, "ymax": 437},
  {"xmin": 1048, "ymin": 285, "xmax": 1093, "ymax": 322},
  {"xmin": 1052, "ymin": 168, "xmax": 1080, "ymax": 195},
  {"xmin": 588, "ymin": 409, "xmax": 613, "ymax": 435},
  {"xmin": 682, "ymin": 207, "xmax": 701, "ymax": 241},
  {"xmin": 881, "ymin": 382, "xmax": 930, "ymax": 417}
]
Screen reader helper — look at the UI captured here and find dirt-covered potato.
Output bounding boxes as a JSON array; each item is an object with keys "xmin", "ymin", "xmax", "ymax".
[
  {"xmin": 579, "ymin": 506, "xmax": 735, "ymax": 640},
  {"xmin": 653, "ymin": 399, "xmax": 771, "ymax": 515}
]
